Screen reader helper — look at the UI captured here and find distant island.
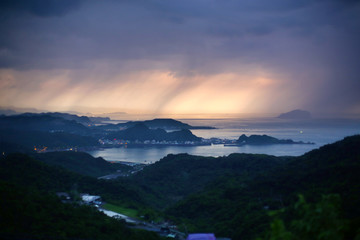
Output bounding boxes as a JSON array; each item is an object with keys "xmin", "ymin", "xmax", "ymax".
[
  {"xmin": 106, "ymin": 123, "xmax": 203, "ymax": 143},
  {"xmin": 98, "ymin": 118, "xmax": 215, "ymax": 131},
  {"xmin": 278, "ymin": 109, "xmax": 312, "ymax": 119},
  {"xmin": 225, "ymin": 134, "xmax": 314, "ymax": 146}
]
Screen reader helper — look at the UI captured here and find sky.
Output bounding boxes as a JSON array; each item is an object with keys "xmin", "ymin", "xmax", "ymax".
[{"xmin": 0, "ymin": 0, "xmax": 360, "ymax": 118}]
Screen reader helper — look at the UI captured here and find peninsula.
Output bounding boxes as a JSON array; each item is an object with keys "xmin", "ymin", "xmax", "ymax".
[{"xmin": 227, "ymin": 134, "xmax": 314, "ymax": 146}]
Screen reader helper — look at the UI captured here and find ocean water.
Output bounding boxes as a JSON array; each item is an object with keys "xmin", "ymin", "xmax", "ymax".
[{"xmin": 86, "ymin": 118, "xmax": 360, "ymax": 164}]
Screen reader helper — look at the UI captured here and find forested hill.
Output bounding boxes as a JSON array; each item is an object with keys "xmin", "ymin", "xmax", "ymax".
[
  {"xmin": 0, "ymin": 153, "xmax": 161, "ymax": 240},
  {"xmin": 130, "ymin": 153, "xmax": 289, "ymax": 206},
  {"xmin": 35, "ymin": 151, "xmax": 131, "ymax": 178},
  {"xmin": 236, "ymin": 134, "xmax": 313, "ymax": 145},
  {"xmin": 1, "ymin": 134, "xmax": 359, "ymax": 240},
  {"xmin": 107, "ymin": 123, "xmax": 202, "ymax": 142},
  {"xmin": 128, "ymin": 135, "xmax": 360, "ymax": 239},
  {"xmin": 96, "ymin": 118, "xmax": 215, "ymax": 131},
  {"xmin": 119, "ymin": 118, "xmax": 215, "ymax": 130}
]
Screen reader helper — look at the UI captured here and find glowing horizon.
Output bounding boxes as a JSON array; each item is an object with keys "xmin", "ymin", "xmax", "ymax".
[{"xmin": 0, "ymin": 66, "xmax": 313, "ymax": 118}]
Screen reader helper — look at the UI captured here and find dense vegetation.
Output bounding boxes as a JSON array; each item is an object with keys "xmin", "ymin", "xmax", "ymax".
[
  {"xmin": 130, "ymin": 153, "xmax": 289, "ymax": 207},
  {"xmin": 35, "ymin": 151, "xmax": 131, "ymax": 178},
  {"xmin": 0, "ymin": 153, "xmax": 163, "ymax": 240},
  {"xmin": 124, "ymin": 135, "xmax": 360, "ymax": 239},
  {"xmin": 1, "ymin": 126, "xmax": 359, "ymax": 239},
  {"xmin": 0, "ymin": 181, "xmax": 160, "ymax": 240},
  {"xmin": 162, "ymin": 136, "xmax": 360, "ymax": 239},
  {"xmin": 0, "ymin": 154, "xmax": 147, "ymax": 206}
]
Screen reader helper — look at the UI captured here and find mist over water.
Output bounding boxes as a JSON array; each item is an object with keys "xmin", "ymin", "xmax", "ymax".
[{"xmin": 87, "ymin": 118, "xmax": 360, "ymax": 163}]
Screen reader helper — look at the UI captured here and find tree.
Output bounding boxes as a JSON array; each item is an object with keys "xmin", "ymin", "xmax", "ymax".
[{"xmin": 261, "ymin": 194, "xmax": 357, "ymax": 240}]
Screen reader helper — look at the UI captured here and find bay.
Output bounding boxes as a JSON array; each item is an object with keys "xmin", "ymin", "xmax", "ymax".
[{"xmin": 86, "ymin": 118, "xmax": 360, "ymax": 164}]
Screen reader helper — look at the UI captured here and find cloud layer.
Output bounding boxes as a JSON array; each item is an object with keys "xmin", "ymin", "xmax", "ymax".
[{"xmin": 0, "ymin": 0, "xmax": 359, "ymax": 116}]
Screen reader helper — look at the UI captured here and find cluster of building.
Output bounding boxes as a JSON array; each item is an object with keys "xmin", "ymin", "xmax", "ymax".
[{"xmin": 98, "ymin": 138, "xmax": 209, "ymax": 146}]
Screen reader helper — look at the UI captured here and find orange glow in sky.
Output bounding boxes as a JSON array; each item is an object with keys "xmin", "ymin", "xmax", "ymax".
[{"xmin": 0, "ymin": 66, "xmax": 306, "ymax": 118}]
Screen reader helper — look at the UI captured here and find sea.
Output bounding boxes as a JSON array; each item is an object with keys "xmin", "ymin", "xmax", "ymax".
[{"xmin": 86, "ymin": 118, "xmax": 360, "ymax": 164}]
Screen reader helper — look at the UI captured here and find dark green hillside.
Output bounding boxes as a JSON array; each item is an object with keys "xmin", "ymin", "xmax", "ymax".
[
  {"xmin": 35, "ymin": 151, "xmax": 131, "ymax": 178},
  {"xmin": 0, "ymin": 154, "xmax": 154, "ymax": 208},
  {"xmin": 131, "ymin": 153, "xmax": 287, "ymax": 207},
  {"xmin": 2, "ymin": 126, "xmax": 359, "ymax": 240},
  {"xmin": 0, "ymin": 153, "xmax": 81, "ymax": 192},
  {"xmin": 165, "ymin": 135, "xmax": 360, "ymax": 240},
  {"xmin": 0, "ymin": 180, "xmax": 161, "ymax": 240}
]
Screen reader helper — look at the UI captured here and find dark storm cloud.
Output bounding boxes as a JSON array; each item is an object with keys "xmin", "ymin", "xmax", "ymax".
[
  {"xmin": 0, "ymin": 0, "xmax": 82, "ymax": 17},
  {"xmin": 0, "ymin": 0, "xmax": 359, "ymax": 115},
  {"xmin": 1, "ymin": 0, "xmax": 358, "ymax": 70}
]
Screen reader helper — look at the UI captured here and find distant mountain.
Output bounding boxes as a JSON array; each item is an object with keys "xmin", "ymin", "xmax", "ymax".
[
  {"xmin": 97, "ymin": 118, "xmax": 215, "ymax": 131},
  {"xmin": 0, "ymin": 130, "xmax": 99, "ymax": 149},
  {"xmin": 0, "ymin": 114, "xmax": 90, "ymax": 134},
  {"xmin": 108, "ymin": 123, "xmax": 202, "ymax": 142},
  {"xmin": 143, "ymin": 118, "xmax": 193, "ymax": 129},
  {"xmin": 141, "ymin": 118, "xmax": 214, "ymax": 130},
  {"xmin": 0, "ymin": 109, "xmax": 17, "ymax": 116},
  {"xmin": 235, "ymin": 134, "xmax": 313, "ymax": 145},
  {"xmin": 278, "ymin": 109, "xmax": 311, "ymax": 119},
  {"xmin": 39, "ymin": 112, "xmax": 92, "ymax": 124},
  {"xmin": 21, "ymin": 112, "xmax": 110, "ymax": 124},
  {"xmin": 88, "ymin": 116, "xmax": 111, "ymax": 123}
]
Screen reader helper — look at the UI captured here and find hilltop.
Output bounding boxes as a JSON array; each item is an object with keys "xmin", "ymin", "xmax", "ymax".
[
  {"xmin": 108, "ymin": 123, "xmax": 202, "ymax": 142},
  {"xmin": 97, "ymin": 118, "xmax": 215, "ymax": 131},
  {"xmin": 278, "ymin": 109, "xmax": 312, "ymax": 119}
]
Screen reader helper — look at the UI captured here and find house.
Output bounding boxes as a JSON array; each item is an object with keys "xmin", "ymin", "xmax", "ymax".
[
  {"xmin": 81, "ymin": 194, "xmax": 102, "ymax": 205},
  {"xmin": 167, "ymin": 233, "xmax": 177, "ymax": 238}
]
